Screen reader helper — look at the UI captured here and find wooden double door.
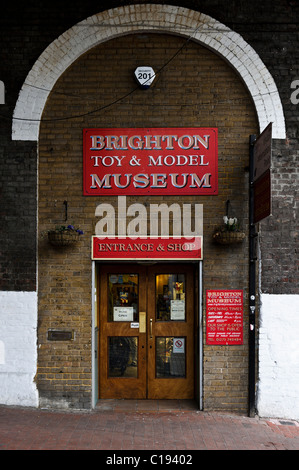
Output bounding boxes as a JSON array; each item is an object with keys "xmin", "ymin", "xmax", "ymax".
[{"xmin": 98, "ymin": 263, "xmax": 195, "ymax": 399}]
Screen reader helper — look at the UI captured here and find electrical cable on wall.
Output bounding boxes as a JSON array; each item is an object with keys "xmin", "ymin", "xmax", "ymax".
[
  {"xmin": 0, "ymin": 20, "xmax": 287, "ymax": 124},
  {"xmin": 0, "ymin": 23, "xmax": 213, "ymax": 123}
]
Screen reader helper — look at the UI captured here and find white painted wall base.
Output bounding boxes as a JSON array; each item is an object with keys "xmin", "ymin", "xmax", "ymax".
[
  {"xmin": 257, "ymin": 294, "xmax": 299, "ymax": 420},
  {"xmin": 0, "ymin": 291, "xmax": 38, "ymax": 407}
]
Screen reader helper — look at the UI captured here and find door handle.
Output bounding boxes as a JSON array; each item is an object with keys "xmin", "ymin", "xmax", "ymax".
[{"xmin": 150, "ymin": 318, "xmax": 153, "ymax": 339}]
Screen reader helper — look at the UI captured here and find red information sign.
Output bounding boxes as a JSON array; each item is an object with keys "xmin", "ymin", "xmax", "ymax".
[
  {"xmin": 83, "ymin": 128, "xmax": 218, "ymax": 196},
  {"xmin": 92, "ymin": 236, "xmax": 202, "ymax": 260},
  {"xmin": 206, "ymin": 290, "xmax": 243, "ymax": 345}
]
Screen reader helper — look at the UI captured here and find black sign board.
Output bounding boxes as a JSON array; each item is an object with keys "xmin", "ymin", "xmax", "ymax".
[
  {"xmin": 47, "ymin": 330, "xmax": 74, "ymax": 341},
  {"xmin": 253, "ymin": 123, "xmax": 272, "ymax": 223}
]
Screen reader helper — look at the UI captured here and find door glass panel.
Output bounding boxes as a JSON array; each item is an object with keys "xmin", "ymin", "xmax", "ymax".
[
  {"xmin": 108, "ymin": 274, "xmax": 138, "ymax": 322},
  {"xmin": 108, "ymin": 337, "xmax": 138, "ymax": 378},
  {"xmin": 156, "ymin": 337, "xmax": 186, "ymax": 378},
  {"xmin": 156, "ymin": 274, "xmax": 185, "ymax": 321}
]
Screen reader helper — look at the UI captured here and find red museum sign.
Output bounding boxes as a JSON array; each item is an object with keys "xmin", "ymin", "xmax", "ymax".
[
  {"xmin": 206, "ymin": 290, "xmax": 243, "ymax": 345},
  {"xmin": 83, "ymin": 128, "xmax": 218, "ymax": 196},
  {"xmin": 92, "ymin": 236, "xmax": 203, "ymax": 260}
]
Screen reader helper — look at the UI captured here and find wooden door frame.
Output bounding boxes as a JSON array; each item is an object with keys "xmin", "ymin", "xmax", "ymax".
[{"xmin": 91, "ymin": 260, "xmax": 203, "ymax": 408}]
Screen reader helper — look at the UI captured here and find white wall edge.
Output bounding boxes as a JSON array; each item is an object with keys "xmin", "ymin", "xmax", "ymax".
[
  {"xmin": 0, "ymin": 291, "xmax": 39, "ymax": 407},
  {"xmin": 257, "ymin": 293, "xmax": 299, "ymax": 420}
]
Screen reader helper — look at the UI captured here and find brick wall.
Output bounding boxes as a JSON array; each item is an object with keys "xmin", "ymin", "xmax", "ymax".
[
  {"xmin": 1, "ymin": 0, "xmax": 298, "ymax": 414},
  {"xmin": 259, "ymin": 140, "xmax": 299, "ymax": 294},
  {"xmin": 0, "ymin": 140, "xmax": 37, "ymax": 291},
  {"xmin": 1, "ymin": 1, "xmax": 298, "ymax": 295},
  {"xmin": 37, "ymin": 33, "xmax": 258, "ymax": 411}
]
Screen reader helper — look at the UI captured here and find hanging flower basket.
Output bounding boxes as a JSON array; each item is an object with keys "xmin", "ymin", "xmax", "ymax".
[
  {"xmin": 213, "ymin": 216, "xmax": 245, "ymax": 245},
  {"xmin": 47, "ymin": 225, "xmax": 84, "ymax": 247},
  {"xmin": 213, "ymin": 230, "xmax": 246, "ymax": 245},
  {"xmin": 48, "ymin": 230, "xmax": 79, "ymax": 246}
]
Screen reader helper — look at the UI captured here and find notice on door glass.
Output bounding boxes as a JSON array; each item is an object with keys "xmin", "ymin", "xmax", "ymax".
[
  {"xmin": 113, "ymin": 307, "xmax": 134, "ymax": 322},
  {"xmin": 170, "ymin": 300, "xmax": 185, "ymax": 320},
  {"xmin": 173, "ymin": 338, "xmax": 185, "ymax": 353},
  {"xmin": 206, "ymin": 290, "xmax": 243, "ymax": 345}
]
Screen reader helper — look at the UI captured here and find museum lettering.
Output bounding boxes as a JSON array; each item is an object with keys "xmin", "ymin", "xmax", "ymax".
[{"xmin": 90, "ymin": 172, "xmax": 212, "ymax": 190}]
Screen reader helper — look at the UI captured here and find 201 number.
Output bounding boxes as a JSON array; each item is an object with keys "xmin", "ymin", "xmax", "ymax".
[{"xmin": 138, "ymin": 72, "xmax": 152, "ymax": 80}]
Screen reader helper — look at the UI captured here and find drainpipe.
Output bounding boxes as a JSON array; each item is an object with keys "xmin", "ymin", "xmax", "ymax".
[{"xmin": 249, "ymin": 134, "xmax": 257, "ymax": 417}]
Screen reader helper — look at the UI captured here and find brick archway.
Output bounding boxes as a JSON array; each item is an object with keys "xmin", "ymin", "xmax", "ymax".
[{"xmin": 12, "ymin": 4, "xmax": 285, "ymax": 141}]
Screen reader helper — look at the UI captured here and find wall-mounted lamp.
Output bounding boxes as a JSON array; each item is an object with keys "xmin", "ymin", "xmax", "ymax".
[{"xmin": 134, "ymin": 66, "xmax": 155, "ymax": 89}]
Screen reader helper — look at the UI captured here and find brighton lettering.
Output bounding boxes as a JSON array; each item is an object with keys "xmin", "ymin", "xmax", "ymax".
[{"xmin": 90, "ymin": 133, "xmax": 210, "ymax": 150}]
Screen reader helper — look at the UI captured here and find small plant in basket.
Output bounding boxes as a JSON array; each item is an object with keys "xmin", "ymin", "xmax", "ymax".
[{"xmin": 222, "ymin": 216, "xmax": 240, "ymax": 232}]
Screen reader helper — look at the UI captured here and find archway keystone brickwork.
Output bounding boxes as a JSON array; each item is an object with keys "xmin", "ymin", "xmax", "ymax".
[{"xmin": 12, "ymin": 4, "xmax": 285, "ymax": 141}]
